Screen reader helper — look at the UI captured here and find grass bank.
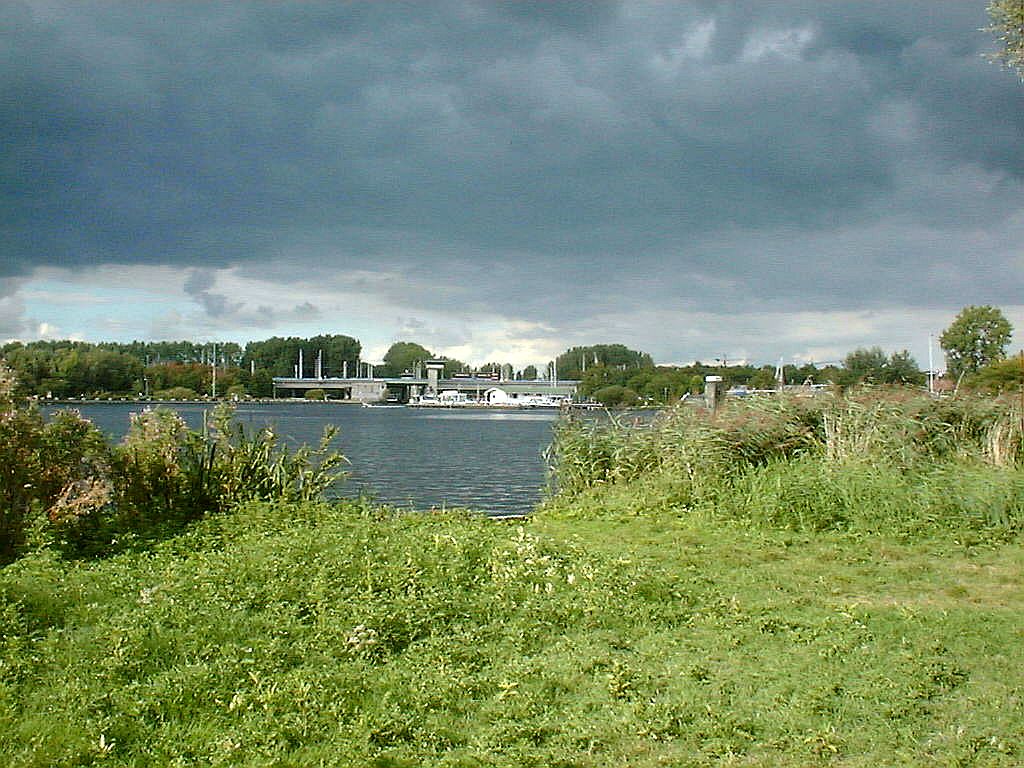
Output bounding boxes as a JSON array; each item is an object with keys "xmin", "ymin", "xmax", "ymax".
[{"xmin": 2, "ymin": 390, "xmax": 1023, "ymax": 766}]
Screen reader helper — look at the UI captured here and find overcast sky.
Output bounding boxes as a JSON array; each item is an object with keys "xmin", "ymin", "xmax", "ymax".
[{"xmin": 3, "ymin": 1, "xmax": 1023, "ymax": 368}]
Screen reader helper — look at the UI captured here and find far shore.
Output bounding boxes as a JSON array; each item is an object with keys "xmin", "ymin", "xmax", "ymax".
[{"xmin": 42, "ymin": 397, "xmax": 365, "ymax": 405}]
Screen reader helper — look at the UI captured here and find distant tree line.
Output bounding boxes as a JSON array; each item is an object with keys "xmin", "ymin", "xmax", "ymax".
[
  {"xmin": 1, "ymin": 306, "xmax": 1017, "ymax": 401},
  {"xmin": 0, "ymin": 335, "xmax": 360, "ymax": 399},
  {"xmin": 562, "ymin": 305, "xmax": 1019, "ymax": 406}
]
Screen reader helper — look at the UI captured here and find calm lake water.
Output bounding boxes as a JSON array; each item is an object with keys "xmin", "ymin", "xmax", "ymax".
[{"xmin": 44, "ymin": 402, "xmax": 561, "ymax": 516}]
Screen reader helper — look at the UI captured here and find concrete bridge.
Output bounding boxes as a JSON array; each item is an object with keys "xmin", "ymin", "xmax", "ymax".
[
  {"xmin": 272, "ymin": 375, "xmax": 578, "ymax": 403},
  {"xmin": 273, "ymin": 360, "xmax": 578, "ymax": 403}
]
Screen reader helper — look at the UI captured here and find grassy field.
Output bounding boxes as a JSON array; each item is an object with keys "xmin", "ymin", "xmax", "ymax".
[{"xmin": 2, "ymin": 391, "xmax": 1023, "ymax": 766}]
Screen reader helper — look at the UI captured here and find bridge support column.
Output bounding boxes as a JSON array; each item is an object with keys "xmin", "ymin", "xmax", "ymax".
[{"xmin": 425, "ymin": 360, "xmax": 445, "ymax": 394}]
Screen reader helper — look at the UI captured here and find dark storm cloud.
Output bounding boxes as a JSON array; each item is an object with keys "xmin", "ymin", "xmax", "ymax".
[
  {"xmin": 3, "ymin": 1, "xmax": 1023, "ymax": 320},
  {"xmin": 183, "ymin": 268, "xmax": 241, "ymax": 318},
  {"xmin": 183, "ymin": 267, "xmax": 321, "ymax": 326}
]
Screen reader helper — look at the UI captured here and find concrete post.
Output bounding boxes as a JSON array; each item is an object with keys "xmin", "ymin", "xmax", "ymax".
[
  {"xmin": 704, "ymin": 375, "xmax": 724, "ymax": 410},
  {"xmin": 425, "ymin": 360, "xmax": 445, "ymax": 394}
]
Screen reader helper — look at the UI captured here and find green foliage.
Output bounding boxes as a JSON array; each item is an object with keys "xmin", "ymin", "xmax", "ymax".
[
  {"xmin": 841, "ymin": 347, "xmax": 924, "ymax": 386},
  {"xmin": 0, "ymin": 400, "xmax": 347, "ymax": 563},
  {"xmin": 591, "ymin": 384, "xmax": 640, "ymax": 407},
  {"xmin": 304, "ymin": 388, "xmax": 327, "ymax": 400},
  {"xmin": 244, "ymin": 335, "xmax": 361, "ymax": 379},
  {"xmin": 548, "ymin": 389, "xmax": 1024, "ymax": 534},
  {"xmin": 987, "ymin": 0, "xmax": 1024, "ymax": 78},
  {"xmin": 0, "ymin": 335, "xmax": 366, "ymax": 399},
  {"xmin": 0, "ymin": 361, "xmax": 16, "ymax": 408},
  {"xmin": 204, "ymin": 404, "xmax": 349, "ymax": 507},
  {"xmin": 380, "ymin": 342, "xmax": 433, "ymax": 377},
  {"xmin": 2, "ymin": 374, "xmax": 1024, "ymax": 765},
  {"xmin": 968, "ymin": 354, "xmax": 1024, "ymax": 392},
  {"xmin": 377, "ymin": 341, "xmax": 469, "ymax": 379},
  {"xmin": 0, "ymin": 404, "xmax": 111, "ymax": 564},
  {"xmin": 556, "ymin": 344, "xmax": 653, "ymax": 380},
  {"xmin": 147, "ymin": 362, "xmax": 210, "ymax": 395},
  {"xmin": 47, "ymin": 347, "xmax": 144, "ymax": 397},
  {"xmin": 154, "ymin": 386, "xmax": 199, "ymax": 400},
  {"xmin": 941, "ymin": 305, "xmax": 1013, "ymax": 378},
  {"xmin": 575, "ymin": 361, "xmax": 836, "ymax": 404},
  {"xmin": 1, "ymin": 496, "xmax": 1023, "ymax": 765}
]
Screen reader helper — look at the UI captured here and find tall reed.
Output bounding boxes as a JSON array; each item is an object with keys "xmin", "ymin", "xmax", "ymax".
[{"xmin": 547, "ymin": 389, "xmax": 1024, "ymax": 534}]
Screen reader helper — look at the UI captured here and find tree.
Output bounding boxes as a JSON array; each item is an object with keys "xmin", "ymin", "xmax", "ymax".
[
  {"xmin": 885, "ymin": 350, "xmax": 926, "ymax": 386},
  {"xmin": 591, "ymin": 384, "xmax": 640, "ymax": 407},
  {"xmin": 243, "ymin": 335, "xmax": 360, "ymax": 378},
  {"xmin": 841, "ymin": 347, "xmax": 925, "ymax": 386},
  {"xmin": 968, "ymin": 355, "xmax": 1024, "ymax": 391},
  {"xmin": 380, "ymin": 342, "xmax": 433, "ymax": 377},
  {"xmin": 521, "ymin": 365, "xmax": 538, "ymax": 380},
  {"xmin": 940, "ymin": 305, "xmax": 1013, "ymax": 378},
  {"xmin": 842, "ymin": 347, "xmax": 888, "ymax": 385},
  {"xmin": 555, "ymin": 344, "xmax": 654, "ymax": 380},
  {"xmin": 439, "ymin": 357, "xmax": 467, "ymax": 378},
  {"xmin": 749, "ymin": 367, "xmax": 777, "ymax": 390},
  {"xmin": 987, "ymin": 0, "xmax": 1024, "ymax": 79}
]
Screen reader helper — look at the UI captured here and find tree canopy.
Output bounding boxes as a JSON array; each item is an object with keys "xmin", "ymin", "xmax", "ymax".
[
  {"xmin": 841, "ymin": 347, "xmax": 924, "ymax": 386},
  {"xmin": 243, "ymin": 335, "xmax": 360, "ymax": 379},
  {"xmin": 378, "ymin": 342, "xmax": 469, "ymax": 378},
  {"xmin": 380, "ymin": 342, "xmax": 433, "ymax": 377},
  {"xmin": 987, "ymin": 0, "xmax": 1024, "ymax": 78},
  {"xmin": 555, "ymin": 344, "xmax": 654, "ymax": 380},
  {"xmin": 940, "ymin": 305, "xmax": 1013, "ymax": 378},
  {"xmin": 968, "ymin": 354, "xmax": 1024, "ymax": 391}
]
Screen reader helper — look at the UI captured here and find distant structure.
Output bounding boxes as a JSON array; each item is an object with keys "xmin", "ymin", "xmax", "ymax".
[{"xmin": 273, "ymin": 358, "xmax": 578, "ymax": 403}]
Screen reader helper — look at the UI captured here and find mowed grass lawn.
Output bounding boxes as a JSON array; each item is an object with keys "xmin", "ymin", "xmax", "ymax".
[{"xmin": 2, "ymin": 497, "xmax": 1022, "ymax": 767}]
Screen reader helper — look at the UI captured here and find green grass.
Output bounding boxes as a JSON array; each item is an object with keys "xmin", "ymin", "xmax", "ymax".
[{"xmin": 2, "ymin": 494, "xmax": 1023, "ymax": 766}]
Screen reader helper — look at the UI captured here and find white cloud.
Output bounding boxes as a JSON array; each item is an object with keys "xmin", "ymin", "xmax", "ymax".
[
  {"xmin": 740, "ymin": 26, "xmax": 816, "ymax": 62},
  {"xmin": 649, "ymin": 19, "xmax": 717, "ymax": 76}
]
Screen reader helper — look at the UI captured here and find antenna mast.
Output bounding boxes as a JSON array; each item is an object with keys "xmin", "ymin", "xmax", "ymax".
[{"xmin": 928, "ymin": 334, "xmax": 935, "ymax": 394}]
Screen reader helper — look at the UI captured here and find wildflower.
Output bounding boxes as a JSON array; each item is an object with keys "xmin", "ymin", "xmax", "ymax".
[{"xmin": 346, "ymin": 624, "xmax": 379, "ymax": 652}]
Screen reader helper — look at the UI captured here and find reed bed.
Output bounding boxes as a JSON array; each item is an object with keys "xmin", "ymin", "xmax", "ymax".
[{"xmin": 547, "ymin": 389, "xmax": 1024, "ymax": 535}]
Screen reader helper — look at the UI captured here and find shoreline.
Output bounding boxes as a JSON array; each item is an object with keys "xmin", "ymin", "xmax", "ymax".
[{"xmin": 41, "ymin": 397, "xmax": 607, "ymax": 411}]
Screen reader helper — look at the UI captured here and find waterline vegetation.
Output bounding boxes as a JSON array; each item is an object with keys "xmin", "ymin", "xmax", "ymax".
[
  {"xmin": 0, "ymin": 371, "xmax": 347, "ymax": 564},
  {"xmin": 547, "ymin": 389, "xmax": 1024, "ymax": 535}
]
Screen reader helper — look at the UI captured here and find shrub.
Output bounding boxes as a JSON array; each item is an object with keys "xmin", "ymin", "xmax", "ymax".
[
  {"xmin": 591, "ymin": 385, "xmax": 640, "ymax": 407},
  {"xmin": 204, "ymin": 403, "xmax": 348, "ymax": 506},
  {"xmin": 0, "ymin": 397, "xmax": 349, "ymax": 563},
  {"xmin": 154, "ymin": 386, "xmax": 198, "ymax": 400},
  {"xmin": 0, "ymin": 404, "xmax": 111, "ymax": 564}
]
